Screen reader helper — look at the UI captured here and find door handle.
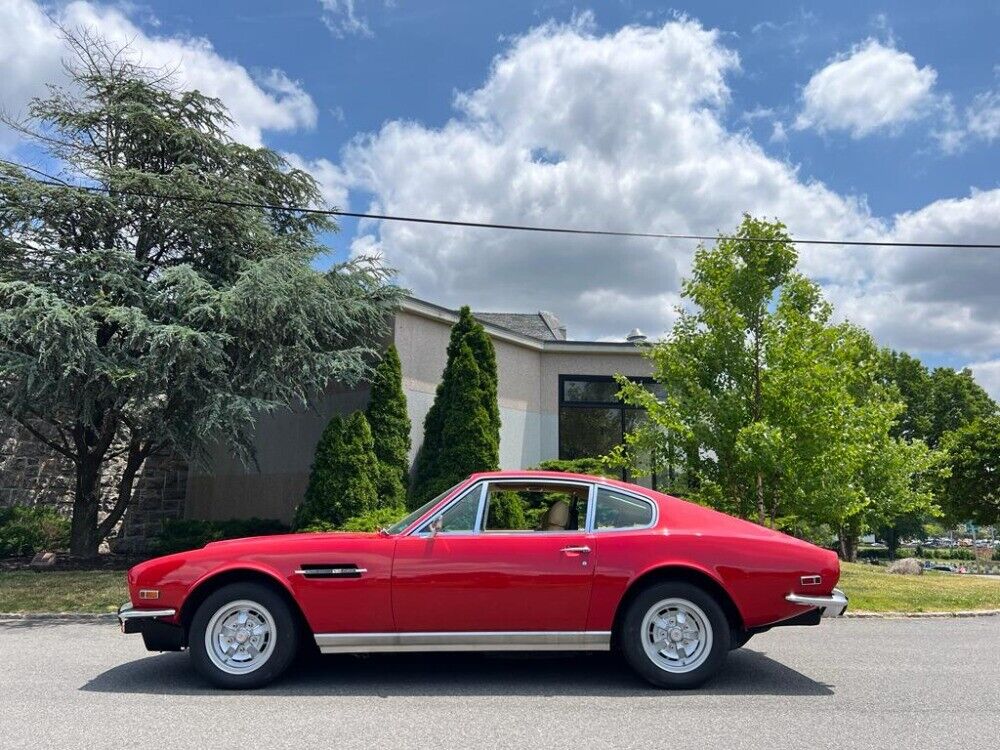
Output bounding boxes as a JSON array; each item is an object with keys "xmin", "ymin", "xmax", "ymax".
[{"xmin": 560, "ymin": 545, "xmax": 591, "ymax": 554}]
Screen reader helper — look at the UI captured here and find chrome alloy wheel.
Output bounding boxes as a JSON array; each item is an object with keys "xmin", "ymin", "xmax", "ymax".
[
  {"xmin": 640, "ymin": 597, "xmax": 713, "ymax": 674},
  {"xmin": 204, "ymin": 599, "xmax": 277, "ymax": 675}
]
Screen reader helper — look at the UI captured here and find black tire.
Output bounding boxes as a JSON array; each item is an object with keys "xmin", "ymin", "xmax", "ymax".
[
  {"xmin": 619, "ymin": 582, "xmax": 730, "ymax": 689},
  {"xmin": 730, "ymin": 630, "xmax": 753, "ymax": 650},
  {"xmin": 189, "ymin": 582, "xmax": 299, "ymax": 689}
]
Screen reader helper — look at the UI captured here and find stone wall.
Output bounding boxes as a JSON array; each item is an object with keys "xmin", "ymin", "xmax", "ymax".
[{"xmin": 0, "ymin": 419, "xmax": 188, "ymax": 553}]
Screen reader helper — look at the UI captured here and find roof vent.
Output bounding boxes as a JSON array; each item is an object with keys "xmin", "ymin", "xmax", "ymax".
[{"xmin": 626, "ymin": 328, "xmax": 647, "ymax": 344}]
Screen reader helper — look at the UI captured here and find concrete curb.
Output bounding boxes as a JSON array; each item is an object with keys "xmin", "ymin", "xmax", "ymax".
[
  {"xmin": 844, "ymin": 609, "xmax": 1000, "ymax": 619},
  {"xmin": 0, "ymin": 612, "xmax": 117, "ymax": 622}
]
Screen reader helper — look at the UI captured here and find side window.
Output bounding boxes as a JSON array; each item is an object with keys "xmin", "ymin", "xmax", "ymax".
[
  {"xmin": 482, "ymin": 482, "xmax": 590, "ymax": 532},
  {"xmin": 419, "ymin": 485, "xmax": 481, "ymax": 534},
  {"xmin": 594, "ymin": 487, "xmax": 654, "ymax": 530}
]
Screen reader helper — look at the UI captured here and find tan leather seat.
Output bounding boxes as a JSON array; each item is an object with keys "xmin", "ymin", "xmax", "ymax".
[{"xmin": 540, "ymin": 500, "xmax": 570, "ymax": 531}]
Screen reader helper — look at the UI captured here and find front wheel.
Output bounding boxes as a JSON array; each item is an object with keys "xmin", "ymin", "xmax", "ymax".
[
  {"xmin": 189, "ymin": 582, "xmax": 299, "ymax": 689},
  {"xmin": 619, "ymin": 582, "xmax": 730, "ymax": 688}
]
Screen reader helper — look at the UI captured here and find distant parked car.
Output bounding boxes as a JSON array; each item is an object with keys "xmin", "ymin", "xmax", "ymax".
[{"xmin": 118, "ymin": 471, "xmax": 846, "ymax": 689}]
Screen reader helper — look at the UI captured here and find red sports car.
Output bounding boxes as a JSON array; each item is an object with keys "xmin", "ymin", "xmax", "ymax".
[{"xmin": 118, "ymin": 470, "xmax": 846, "ymax": 689}]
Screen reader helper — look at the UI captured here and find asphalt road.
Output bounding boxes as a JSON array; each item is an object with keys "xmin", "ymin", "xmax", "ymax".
[{"xmin": 0, "ymin": 617, "xmax": 997, "ymax": 749}]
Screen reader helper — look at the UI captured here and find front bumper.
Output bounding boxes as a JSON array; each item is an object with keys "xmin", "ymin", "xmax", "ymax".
[
  {"xmin": 785, "ymin": 587, "xmax": 848, "ymax": 618},
  {"xmin": 118, "ymin": 602, "xmax": 185, "ymax": 651}
]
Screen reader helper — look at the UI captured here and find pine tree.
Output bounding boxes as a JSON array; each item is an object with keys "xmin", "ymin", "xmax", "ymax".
[
  {"xmin": 366, "ymin": 345, "xmax": 410, "ymax": 509},
  {"xmin": 409, "ymin": 307, "xmax": 501, "ymax": 507},
  {"xmin": 295, "ymin": 412, "xmax": 379, "ymax": 528}
]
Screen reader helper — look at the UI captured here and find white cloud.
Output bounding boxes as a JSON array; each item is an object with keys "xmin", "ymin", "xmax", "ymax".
[
  {"xmin": 340, "ymin": 18, "xmax": 888, "ymax": 340},
  {"xmin": 966, "ymin": 90, "xmax": 1000, "ymax": 142},
  {"xmin": 794, "ymin": 39, "xmax": 937, "ymax": 138},
  {"xmin": 0, "ymin": 0, "xmax": 316, "ymax": 148},
  {"xmin": 967, "ymin": 359, "xmax": 1000, "ymax": 402},
  {"xmin": 338, "ymin": 16, "xmax": 999, "ymax": 379},
  {"xmin": 282, "ymin": 153, "xmax": 350, "ymax": 208},
  {"xmin": 318, "ymin": 0, "xmax": 372, "ymax": 38}
]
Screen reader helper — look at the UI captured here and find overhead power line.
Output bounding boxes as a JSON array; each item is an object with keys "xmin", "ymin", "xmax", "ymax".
[{"xmin": 1, "ymin": 161, "xmax": 997, "ymax": 250}]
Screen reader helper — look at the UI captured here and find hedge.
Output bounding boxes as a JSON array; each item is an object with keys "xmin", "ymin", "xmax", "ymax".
[{"xmin": 0, "ymin": 505, "xmax": 70, "ymax": 557}]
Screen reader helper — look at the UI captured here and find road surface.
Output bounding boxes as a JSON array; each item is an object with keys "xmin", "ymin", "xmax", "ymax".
[{"xmin": 0, "ymin": 616, "xmax": 997, "ymax": 748}]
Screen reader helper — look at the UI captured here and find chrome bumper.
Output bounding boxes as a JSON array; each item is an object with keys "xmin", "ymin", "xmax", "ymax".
[
  {"xmin": 117, "ymin": 602, "xmax": 176, "ymax": 625},
  {"xmin": 785, "ymin": 587, "xmax": 848, "ymax": 617}
]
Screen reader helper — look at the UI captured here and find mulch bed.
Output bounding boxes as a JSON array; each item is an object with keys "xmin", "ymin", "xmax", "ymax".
[{"xmin": 0, "ymin": 554, "xmax": 151, "ymax": 572}]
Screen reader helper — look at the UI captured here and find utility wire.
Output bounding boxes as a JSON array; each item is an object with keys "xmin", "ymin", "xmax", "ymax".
[{"xmin": 1, "ymin": 160, "xmax": 997, "ymax": 250}]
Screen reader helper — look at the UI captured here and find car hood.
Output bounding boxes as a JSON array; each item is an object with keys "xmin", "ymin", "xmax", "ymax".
[{"xmin": 202, "ymin": 531, "xmax": 381, "ymax": 549}]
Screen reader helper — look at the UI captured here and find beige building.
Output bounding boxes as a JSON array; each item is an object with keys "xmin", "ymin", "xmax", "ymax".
[{"xmin": 185, "ymin": 296, "xmax": 655, "ymax": 523}]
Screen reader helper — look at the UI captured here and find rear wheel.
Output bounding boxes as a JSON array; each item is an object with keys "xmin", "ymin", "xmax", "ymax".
[
  {"xmin": 619, "ymin": 582, "xmax": 730, "ymax": 688},
  {"xmin": 189, "ymin": 582, "xmax": 299, "ymax": 689}
]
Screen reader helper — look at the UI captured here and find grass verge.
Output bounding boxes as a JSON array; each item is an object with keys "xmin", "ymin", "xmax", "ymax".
[
  {"xmin": 839, "ymin": 562, "xmax": 1000, "ymax": 612},
  {"xmin": 0, "ymin": 571, "xmax": 127, "ymax": 614}
]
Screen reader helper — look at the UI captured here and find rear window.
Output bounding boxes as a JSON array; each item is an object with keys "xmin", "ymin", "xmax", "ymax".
[{"xmin": 593, "ymin": 487, "xmax": 654, "ymax": 529}]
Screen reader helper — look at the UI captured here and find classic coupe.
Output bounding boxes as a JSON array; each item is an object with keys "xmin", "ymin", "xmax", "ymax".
[{"xmin": 118, "ymin": 470, "xmax": 846, "ymax": 689}]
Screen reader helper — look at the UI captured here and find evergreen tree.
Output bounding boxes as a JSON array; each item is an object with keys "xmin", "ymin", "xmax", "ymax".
[
  {"xmin": 409, "ymin": 307, "xmax": 500, "ymax": 506},
  {"xmin": 365, "ymin": 345, "xmax": 410, "ymax": 509},
  {"xmin": 0, "ymin": 32, "xmax": 399, "ymax": 556},
  {"xmin": 295, "ymin": 412, "xmax": 379, "ymax": 529}
]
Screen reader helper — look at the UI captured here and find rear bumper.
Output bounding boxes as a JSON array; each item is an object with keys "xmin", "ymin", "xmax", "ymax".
[
  {"xmin": 785, "ymin": 587, "xmax": 848, "ymax": 618},
  {"xmin": 117, "ymin": 602, "xmax": 185, "ymax": 651}
]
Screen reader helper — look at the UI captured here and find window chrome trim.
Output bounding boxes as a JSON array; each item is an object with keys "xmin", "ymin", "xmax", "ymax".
[
  {"xmin": 590, "ymin": 483, "xmax": 659, "ymax": 532},
  {"xmin": 479, "ymin": 478, "xmax": 594, "ymax": 534},
  {"xmin": 314, "ymin": 630, "xmax": 611, "ymax": 653}
]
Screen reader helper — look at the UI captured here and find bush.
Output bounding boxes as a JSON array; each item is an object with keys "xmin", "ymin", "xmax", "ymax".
[
  {"xmin": 0, "ymin": 505, "xmax": 70, "ymax": 557},
  {"xmin": 366, "ymin": 344, "xmax": 411, "ymax": 508},
  {"xmin": 153, "ymin": 517, "xmax": 288, "ymax": 555},
  {"xmin": 341, "ymin": 507, "xmax": 408, "ymax": 532},
  {"xmin": 534, "ymin": 458, "xmax": 616, "ymax": 478}
]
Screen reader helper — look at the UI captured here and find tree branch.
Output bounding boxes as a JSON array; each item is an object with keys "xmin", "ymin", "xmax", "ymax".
[
  {"xmin": 15, "ymin": 418, "xmax": 79, "ymax": 464},
  {"xmin": 97, "ymin": 439, "xmax": 153, "ymax": 539}
]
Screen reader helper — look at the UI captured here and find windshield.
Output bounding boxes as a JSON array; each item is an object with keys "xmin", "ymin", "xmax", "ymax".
[{"xmin": 384, "ymin": 485, "xmax": 459, "ymax": 535}]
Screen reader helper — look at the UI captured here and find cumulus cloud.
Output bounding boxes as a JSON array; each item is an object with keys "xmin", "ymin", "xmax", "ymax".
[
  {"xmin": 0, "ymin": 0, "xmax": 317, "ymax": 148},
  {"xmin": 967, "ymin": 359, "xmax": 1000, "ymax": 402},
  {"xmin": 794, "ymin": 39, "xmax": 937, "ymax": 138},
  {"xmin": 282, "ymin": 153, "xmax": 350, "ymax": 209},
  {"xmin": 337, "ymin": 17, "xmax": 999, "ymax": 377}
]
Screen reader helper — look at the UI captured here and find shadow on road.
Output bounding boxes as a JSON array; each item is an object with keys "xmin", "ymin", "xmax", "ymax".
[{"xmin": 80, "ymin": 647, "xmax": 833, "ymax": 697}]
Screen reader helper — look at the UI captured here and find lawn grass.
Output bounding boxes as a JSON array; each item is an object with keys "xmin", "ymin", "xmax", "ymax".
[
  {"xmin": 1, "ymin": 564, "xmax": 999, "ymax": 615},
  {"xmin": 0, "ymin": 571, "xmax": 127, "ymax": 614},
  {"xmin": 839, "ymin": 562, "xmax": 1000, "ymax": 612}
]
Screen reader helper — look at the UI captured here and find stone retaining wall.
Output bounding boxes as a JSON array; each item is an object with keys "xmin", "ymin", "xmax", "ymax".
[{"xmin": 0, "ymin": 419, "xmax": 188, "ymax": 552}]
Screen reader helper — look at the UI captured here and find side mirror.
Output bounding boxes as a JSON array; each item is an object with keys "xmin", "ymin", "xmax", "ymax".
[{"xmin": 428, "ymin": 515, "xmax": 443, "ymax": 537}]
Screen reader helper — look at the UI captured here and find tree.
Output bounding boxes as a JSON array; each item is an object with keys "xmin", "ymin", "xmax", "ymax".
[
  {"xmin": 928, "ymin": 368, "xmax": 996, "ymax": 447},
  {"xmin": 295, "ymin": 412, "xmax": 380, "ymax": 529},
  {"xmin": 614, "ymin": 215, "xmax": 940, "ymax": 558},
  {"xmin": 0, "ymin": 32, "xmax": 400, "ymax": 556},
  {"xmin": 365, "ymin": 344, "xmax": 410, "ymax": 508},
  {"xmin": 409, "ymin": 307, "xmax": 499, "ymax": 506},
  {"xmin": 940, "ymin": 416, "xmax": 1000, "ymax": 526}
]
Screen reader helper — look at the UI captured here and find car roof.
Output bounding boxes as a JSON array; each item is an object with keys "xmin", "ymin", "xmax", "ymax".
[{"xmin": 467, "ymin": 469, "xmax": 663, "ymax": 497}]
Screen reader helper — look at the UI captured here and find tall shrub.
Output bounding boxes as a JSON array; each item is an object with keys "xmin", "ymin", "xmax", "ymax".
[
  {"xmin": 366, "ymin": 345, "xmax": 410, "ymax": 508},
  {"xmin": 295, "ymin": 412, "xmax": 379, "ymax": 528},
  {"xmin": 409, "ymin": 307, "xmax": 500, "ymax": 506}
]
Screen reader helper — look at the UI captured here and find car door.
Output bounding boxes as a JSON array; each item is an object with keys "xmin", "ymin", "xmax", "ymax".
[{"xmin": 391, "ymin": 479, "xmax": 596, "ymax": 633}]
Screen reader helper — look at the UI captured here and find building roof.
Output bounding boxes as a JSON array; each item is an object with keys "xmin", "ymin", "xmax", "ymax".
[{"xmin": 473, "ymin": 310, "xmax": 567, "ymax": 341}]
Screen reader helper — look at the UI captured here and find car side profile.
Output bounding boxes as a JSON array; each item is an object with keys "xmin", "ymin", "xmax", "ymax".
[{"xmin": 118, "ymin": 470, "xmax": 846, "ymax": 689}]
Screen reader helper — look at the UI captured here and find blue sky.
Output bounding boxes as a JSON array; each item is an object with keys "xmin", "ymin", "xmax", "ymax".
[{"xmin": 2, "ymin": 0, "xmax": 999, "ymax": 393}]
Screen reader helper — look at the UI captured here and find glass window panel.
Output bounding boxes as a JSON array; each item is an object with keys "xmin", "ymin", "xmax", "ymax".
[
  {"xmin": 418, "ymin": 485, "xmax": 481, "ymax": 533},
  {"xmin": 594, "ymin": 487, "xmax": 654, "ymax": 529},
  {"xmin": 559, "ymin": 406, "xmax": 621, "ymax": 459},
  {"xmin": 482, "ymin": 482, "xmax": 590, "ymax": 532},
  {"xmin": 562, "ymin": 379, "xmax": 620, "ymax": 404}
]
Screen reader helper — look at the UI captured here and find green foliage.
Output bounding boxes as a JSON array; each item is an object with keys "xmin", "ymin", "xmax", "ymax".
[
  {"xmin": 152, "ymin": 517, "xmax": 288, "ymax": 555},
  {"xmin": 0, "ymin": 506, "xmax": 71, "ymax": 556},
  {"xmin": 340, "ymin": 506, "xmax": 409, "ymax": 532},
  {"xmin": 0, "ymin": 33, "xmax": 400, "ymax": 556},
  {"xmin": 614, "ymin": 215, "xmax": 942, "ymax": 555},
  {"xmin": 366, "ymin": 345, "xmax": 410, "ymax": 509},
  {"xmin": 940, "ymin": 416, "xmax": 1000, "ymax": 525},
  {"xmin": 534, "ymin": 457, "xmax": 616, "ymax": 478},
  {"xmin": 409, "ymin": 307, "xmax": 499, "ymax": 507},
  {"xmin": 488, "ymin": 492, "xmax": 528, "ymax": 530},
  {"xmin": 295, "ymin": 412, "xmax": 380, "ymax": 529}
]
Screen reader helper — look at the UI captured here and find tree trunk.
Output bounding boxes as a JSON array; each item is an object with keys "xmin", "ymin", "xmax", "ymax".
[
  {"xmin": 70, "ymin": 457, "xmax": 103, "ymax": 558},
  {"xmin": 837, "ymin": 526, "xmax": 859, "ymax": 562},
  {"xmin": 756, "ymin": 472, "xmax": 766, "ymax": 527}
]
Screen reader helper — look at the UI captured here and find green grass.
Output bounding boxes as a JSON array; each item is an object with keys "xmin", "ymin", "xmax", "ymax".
[
  {"xmin": 0, "ymin": 571, "xmax": 127, "ymax": 614},
  {"xmin": 1, "ymin": 564, "xmax": 999, "ymax": 615},
  {"xmin": 839, "ymin": 562, "xmax": 1000, "ymax": 612}
]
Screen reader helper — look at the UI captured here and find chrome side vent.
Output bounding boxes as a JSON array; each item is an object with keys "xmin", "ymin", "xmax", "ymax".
[{"xmin": 295, "ymin": 564, "xmax": 367, "ymax": 579}]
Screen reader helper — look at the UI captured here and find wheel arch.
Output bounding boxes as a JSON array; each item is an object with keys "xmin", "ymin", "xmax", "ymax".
[
  {"xmin": 179, "ymin": 566, "xmax": 312, "ymax": 644},
  {"xmin": 611, "ymin": 564, "xmax": 745, "ymax": 646}
]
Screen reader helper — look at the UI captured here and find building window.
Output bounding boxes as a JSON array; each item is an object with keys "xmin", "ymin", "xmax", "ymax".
[{"xmin": 558, "ymin": 375, "xmax": 662, "ymax": 489}]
